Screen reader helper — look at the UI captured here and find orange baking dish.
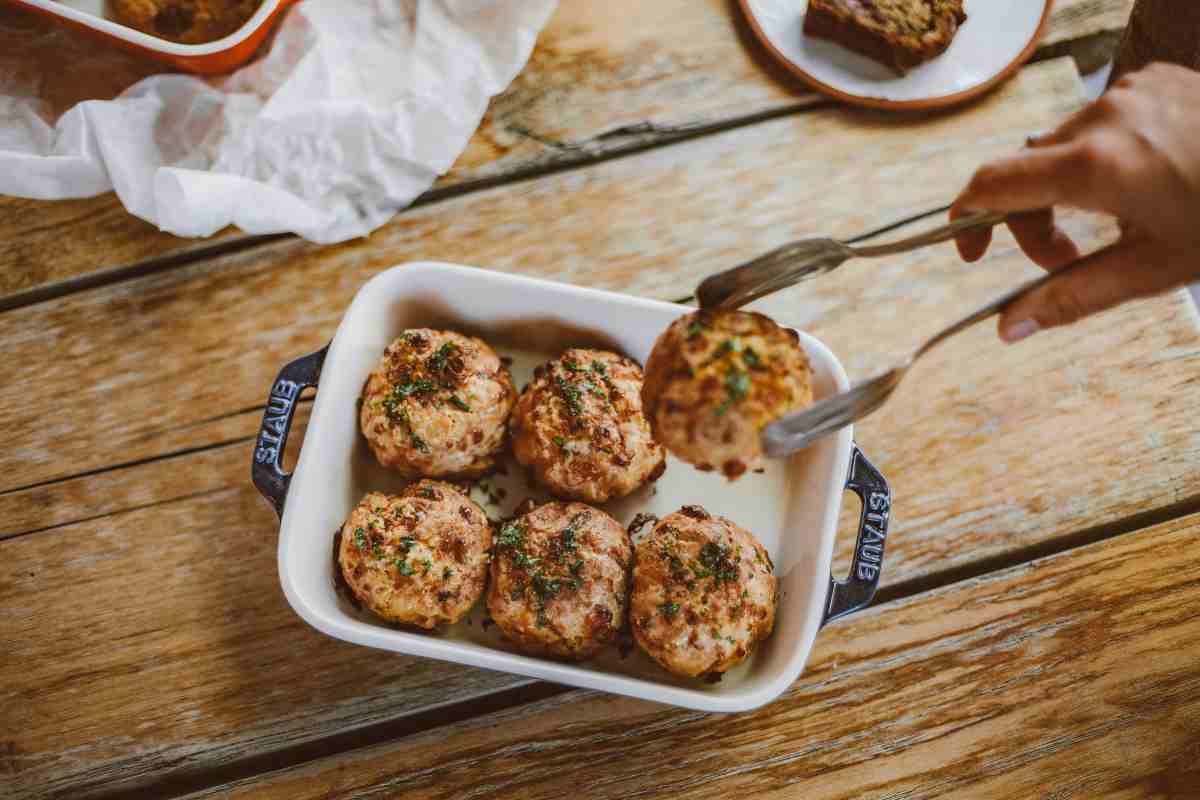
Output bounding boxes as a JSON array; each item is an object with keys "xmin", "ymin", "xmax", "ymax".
[{"xmin": 5, "ymin": 0, "xmax": 299, "ymax": 74}]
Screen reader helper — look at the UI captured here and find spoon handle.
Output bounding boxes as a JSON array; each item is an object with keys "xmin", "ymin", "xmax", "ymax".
[{"xmin": 849, "ymin": 210, "xmax": 1008, "ymax": 258}]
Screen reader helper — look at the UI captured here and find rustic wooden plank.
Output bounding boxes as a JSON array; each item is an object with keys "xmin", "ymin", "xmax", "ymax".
[
  {"xmin": 0, "ymin": 403, "xmax": 307, "ymax": 541},
  {"xmin": 182, "ymin": 512, "xmax": 1200, "ymax": 800},
  {"xmin": 0, "ymin": 471, "xmax": 535, "ymax": 800},
  {"xmin": 0, "ymin": 0, "xmax": 1132, "ymax": 305}
]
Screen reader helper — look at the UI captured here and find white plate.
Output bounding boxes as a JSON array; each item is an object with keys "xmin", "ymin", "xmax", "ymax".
[
  {"xmin": 741, "ymin": 0, "xmax": 1052, "ymax": 110},
  {"xmin": 259, "ymin": 262, "xmax": 889, "ymax": 712}
]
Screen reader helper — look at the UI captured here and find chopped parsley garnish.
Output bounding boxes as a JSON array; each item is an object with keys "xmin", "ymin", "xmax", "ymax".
[
  {"xmin": 449, "ymin": 394, "xmax": 471, "ymax": 411},
  {"xmin": 590, "ymin": 361, "xmax": 607, "ymax": 376},
  {"xmin": 559, "ymin": 528, "xmax": 577, "ymax": 554},
  {"xmin": 444, "ymin": 567, "xmax": 454, "ymax": 579},
  {"xmin": 421, "ymin": 559, "xmax": 432, "ymax": 575},
  {"xmin": 552, "ymin": 435, "xmax": 570, "ymax": 451},
  {"xmin": 513, "ymin": 552, "xmax": 541, "ymax": 570},
  {"xmin": 715, "ymin": 367, "xmax": 751, "ymax": 417},
  {"xmin": 583, "ymin": 380, "xmax": 607, "ymax": 399},
  {"xmin": 660, "ymin": 602, "xmax": 680, "ymax": 619},
  {"xmin": 742, "ymin": 347, "xmax": 761, "ymax": 368},
  {"xmin": 395, "ymin": 559, "xmax": 415, "ymax": 576},
  {"xmin": 712, "ymin": 337, "xmax": 742, "ymax": 360},
  {"xmin": 419, "ymin": 487, "xmax": 438, "ymax": 499},
  {"xmin": 394, "ymin": 378, "xmax": 436, "ymax": 400},
  {"xmin": 555, "ymin": 376, "xmax": 585, "ymax": 416},
  {"xmin": 427, "ymin": 342, "xmax": 460, "ymax": 375},
  {"xmin": 562, "ymin": 359, "xmax": 583, "ymax": 373},
  {"xmin": 569, "ymin": 559, "xmax": 584, "ymax": 576},
  {"xmin": 497, "ymin": 520, "xmax": 526, "ymax": 550},
  {"xmin": 698, "ymin": 541, "xmax": 739, "ymax": 583},
  {"xmin": 687, "ymin": 320, "xmax": 704, "ymax": 338},
  {"xmin": 410, "ymin": 432, "xmax": 430, "ymax": 452},
  {"xmin": 353, "ymin": 527, "xmax": 367, "ymax": 549},
  {"xmin": 397, "ymin": 536, "xmax": 416, "ymax": 553}
]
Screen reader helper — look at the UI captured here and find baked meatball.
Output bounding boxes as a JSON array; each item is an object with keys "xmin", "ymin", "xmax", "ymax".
[
  {"xmin": 510, "ymin": 349, "xmax": 666, "ymax": 503},
  {"xmin": 360, "ymin": 330, "xmax": 516, "ymax": 479},
  {"xmin": 630, "ymin": 506, "xmax": 777, "ymax": 679},
  {"xmin": 337, "ymin": 482, "xmax": 492, "ymax": 629},
  {"xmin": 487, "ymin": 502, "xmax": 633, "ymax": 660},
  {"xmin": 642, "ymin": 310, "xmax": 813, "ymax": 479}
]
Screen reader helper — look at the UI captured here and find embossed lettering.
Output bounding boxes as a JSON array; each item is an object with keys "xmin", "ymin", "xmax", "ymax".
[
  {"xmin": 265, "ymin": 415, "xmax": 288, "ymax": 436},
  {"xmin": 860, "ymin": 542, "xmax": 883, "ymax": 563},
  {"xmin": 868, "ymin": 491, "xmax": 889, "ymax": 512},
  {"xmin": 857, "ymin": 563, "xmax": 879, "ymax": 581},
  {"xmin": 255, "ymin": 446, "xmax": 277, "ymax": 464},
  {"xmin": 273, "ymin": 379, "xmax": 302, "ymax": 400},
  {"xmin": 865, "ymin": 512, "xmax": 887, "ymax": 527},
  {"xmin": 259, "ymin": 429, "xmax": 282, "ymax": 446},
  {"xmin": 862, "ymin": 523, "xmax": 885, "ymax": 543}
]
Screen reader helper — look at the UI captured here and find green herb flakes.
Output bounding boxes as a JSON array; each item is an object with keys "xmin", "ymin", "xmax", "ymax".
[
  {"xmin": 715, "ymin": 367, "xmax": 750, "ymax": 417},
  {"xmin": 497, "ymin": 520, "xmax": 526, "ymax": 550},
  {"xmin": 555, "ymin": 376, "xmax": 585, "ymax": 416}
]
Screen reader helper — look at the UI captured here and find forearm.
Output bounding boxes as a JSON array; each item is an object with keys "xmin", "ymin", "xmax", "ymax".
[{"xmin": 1110, "ymin": 0, "xmax": 1200, "ymax": 82}]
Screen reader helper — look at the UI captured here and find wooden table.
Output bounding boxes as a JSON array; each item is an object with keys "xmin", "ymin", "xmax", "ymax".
[{"xmin": 5, "ymin": 1, "xmax": 1200, "ymax": 798}]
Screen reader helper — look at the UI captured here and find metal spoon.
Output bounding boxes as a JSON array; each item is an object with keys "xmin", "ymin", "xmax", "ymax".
[
  {"xmin": 760, "ymin": 253, "xmax": 1095, "ymax": 457},
  {"xmin": 696, "ymin": 210, "xmax": 1009, "ymax": 310}
]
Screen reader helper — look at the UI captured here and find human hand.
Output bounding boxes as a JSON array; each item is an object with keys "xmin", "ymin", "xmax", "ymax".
[{"xmin": 951, "ymin": 62, "xmax": 1200, "ymax": 343}]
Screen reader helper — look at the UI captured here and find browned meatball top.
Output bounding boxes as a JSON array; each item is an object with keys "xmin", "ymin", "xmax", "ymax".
[
  {"xmin": 642, "ymin": 310, "xmax": 813, "ymax": 479},
  {"xmin": 337, "ymin": 482, "xmax": 493, "ymax": 629},
  {"xmin": 360, "ymin": 330, "xmax": 515, "ymax": 479},
  {"xmin": 630, "ymin": 506, "xmax": 777, "ymax": 678},
  {"xmin": 510, "ymin": 349, "xmax": 666, "ymax": 503},
  {"xmin": 487, "ymin": 502, "xmax": 633, "ymax": 661}
]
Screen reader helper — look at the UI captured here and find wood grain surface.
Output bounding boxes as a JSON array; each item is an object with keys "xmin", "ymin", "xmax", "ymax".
[
  {"xmin": 0, "ymin": 0, "xmax": 1133, "ymax": 306},
  {"xmin": 183, "ymin": 512, "xmax": 1200, "ymax": 800},
  {"xmin": 3, "ymin": 57, "xmax": 1199, "ymax": 799},
  {"xmin": 0, "ymin": 438, "xmax": 537, "ymax": 800},
  {"xmin": 0, "ymin": 58, "xmax": 1091, "ymax": 490}
]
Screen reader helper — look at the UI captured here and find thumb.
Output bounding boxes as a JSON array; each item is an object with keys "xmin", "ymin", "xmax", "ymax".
[{"xmin": 997, "ymin": 239, "xmax": 1169, "ymax": 343}]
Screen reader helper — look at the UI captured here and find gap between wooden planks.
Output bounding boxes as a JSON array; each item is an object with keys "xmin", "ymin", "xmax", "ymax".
[
  {"xmin": 179, "ymin": 511, "xmax": 1200, "ymax": 800},
  {"xmin": 0, "ymin": 0, "xmax": 1134, "ymax": 308},
  {"xmin": 2, "ymin": 56, "xmax": 1199, "ymax": 800}
]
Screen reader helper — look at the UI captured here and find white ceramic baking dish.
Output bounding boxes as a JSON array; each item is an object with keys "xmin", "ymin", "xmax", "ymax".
[{"xmin": 252, "ymin": 262, "xmax": 892, "ymax": 712}]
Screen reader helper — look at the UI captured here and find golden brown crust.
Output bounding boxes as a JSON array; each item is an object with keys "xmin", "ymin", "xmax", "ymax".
[
  {"xmin": 360, "ymin": 330, "xmax": 516, "ymax": 480},
  {"xmin": 510, "ymin": 349, "xmax": 666, "ymax": 503},
  {"xmin": 641, "ymin": 310, "xmax": 813, "ymax": 479},
  {"xmin": 803, "ymin": 0, "xmax": 967, "ymax": 75},
  {"xmin": 486, "ymin": 502, "xmax": 632, "ymax": 661},
  {"xmin": 111, "ymin": 0, "xmax": 264, "ymax": 44},
  {"xmin": 337, "ymin": 483, "xmax": 492, "ymax": 629},
  {"xmin": 630, "ymin": 507, "xmax": 777, "ymax": 678}
]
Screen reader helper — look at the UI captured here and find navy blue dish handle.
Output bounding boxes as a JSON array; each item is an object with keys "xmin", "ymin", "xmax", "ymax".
[
  {"xmin": 822, "ymin": 443, "xmax": 892, "ymax": 627},
  {"xmin": 251, "ymin": 346, "xmax": 328, "ymax": 517}
]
